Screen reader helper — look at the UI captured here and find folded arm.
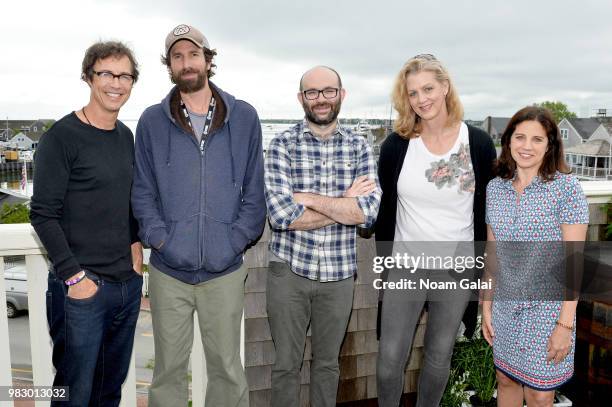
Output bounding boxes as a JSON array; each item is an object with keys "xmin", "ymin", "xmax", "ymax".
[
  {"xmin": 293, "ymin": 175, "xmax": 377, "ymax": 225},
  {"xmin": 265, "ymin": 137, "xmax": 334, "ymax": 231}
]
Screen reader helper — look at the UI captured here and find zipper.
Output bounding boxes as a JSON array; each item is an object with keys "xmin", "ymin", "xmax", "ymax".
[
  {"xmin": 199, "ymin": 127, "xmax": 221, "ymax": 269},
  {"xmin": 199, "ymin": 135, "xmax": 208, "ymax": 269},
  {"xmin": 198, "ymin": 138, "xmax": 204, "ymax": 269}
]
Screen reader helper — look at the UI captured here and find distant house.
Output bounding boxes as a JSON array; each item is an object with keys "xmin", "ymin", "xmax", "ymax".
[
  {"xmin": 481, "ymin": 116, "xmax": 510, "ymax": 142},
  {"xmin": 565, "ymin": 139, "xmax": 612, "ymax": 180},
  {"xmin": 7, "ymin": 132, "xmax": 37, "ymax": 150},
  {"xmin": 563, "ymin": 115, "xmax": 612, "ymax": 180},
  {"xmin": 0, "ymin": 128, "xmax": 15, "ymax": 141},
  {"xmin": 558, "ymin": 118, "xmax": 604, "ymax": 149},
  {"xmin": 0, "ymin": 119, "xmax": 54, "ymax": 142}
]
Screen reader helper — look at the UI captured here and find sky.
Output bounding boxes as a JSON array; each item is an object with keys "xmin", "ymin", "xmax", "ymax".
[{"xmin": 1, "ymin": 0, "xmax": 611, "ymax": 122}]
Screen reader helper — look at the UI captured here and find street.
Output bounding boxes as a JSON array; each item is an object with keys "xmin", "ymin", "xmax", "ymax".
[{"xmin": 7, "ymin": 309, "xmax": 155, "ymax": 393}]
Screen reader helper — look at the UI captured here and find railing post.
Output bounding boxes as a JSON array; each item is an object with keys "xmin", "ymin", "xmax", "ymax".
[
  {"xmin": 0, "ymin": 257, "xmax": 13, "ymax": 388},
  {"xmin": 25, "ymin": 254, "xmax": 53, "ymax": 407},
  {"xmin": 240, "ymin": 311, "xmax": 245, "ymax": 367},
  {"xmin": 142, "ymin": 272, "xmax": 149, "ymax": 297}
]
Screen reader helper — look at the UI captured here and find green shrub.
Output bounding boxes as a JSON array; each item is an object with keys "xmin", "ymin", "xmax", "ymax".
[
  {"xmin": 442, "ymin": 336, "xmax": 497, "ymax": 405},
  {"xmin": 440, "ymin": 368, "xmax": 469, "ymax": 406},
  {"xmin": 604, "ymin": 199, "xmax": 612, "ymax": 240},
  {"xmin": 0, "ymin": 203, "xmax": 30, "ymax": 224}
]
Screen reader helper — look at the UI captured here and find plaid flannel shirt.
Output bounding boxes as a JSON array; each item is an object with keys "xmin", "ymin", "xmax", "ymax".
[{"xmin": 265, "ymin": 120, "xmax": 381, "ymax": 281}]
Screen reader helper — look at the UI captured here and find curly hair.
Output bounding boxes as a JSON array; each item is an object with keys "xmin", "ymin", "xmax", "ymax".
[
  {"xmin": 495, "ymin": 106, "xmax": 569, "ymax": 181},
  {"xmin": 81, "ymin": 41, "xmax": 139, "ymax": 83},
  {"xmin": 391, "ymin": 56, "xmax": 463, "ymax": 139}
]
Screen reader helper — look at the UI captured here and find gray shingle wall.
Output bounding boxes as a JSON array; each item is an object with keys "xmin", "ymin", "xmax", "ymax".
[{"xmin": 243, "ymin": 226, "xmax": 425, "ymax": 406}]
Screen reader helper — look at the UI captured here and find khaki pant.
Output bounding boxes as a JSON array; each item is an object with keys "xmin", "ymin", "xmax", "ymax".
[
  {"xmin": 266, "ymin": 261, "xmax": 355, "ymax": 407},
  {"xmin": 148, "ymin": 264, "xmax": 248, "ymax": 407}
]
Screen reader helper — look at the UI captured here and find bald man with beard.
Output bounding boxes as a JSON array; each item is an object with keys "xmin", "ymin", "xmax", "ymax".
[{"xmin": 264, "ymin": 66, "xmax": 382, "ymax": 407}]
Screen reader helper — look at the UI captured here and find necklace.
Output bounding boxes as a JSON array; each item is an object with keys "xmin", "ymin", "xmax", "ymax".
[{"xmin": 81, "ymin": 106, "xmax": 92, "ymax": 126}]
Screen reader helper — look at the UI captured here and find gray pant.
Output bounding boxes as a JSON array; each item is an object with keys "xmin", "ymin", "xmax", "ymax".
[
  {"xmin": 266, "ymin": 261, "xmax": 354, "ymax": 407},
  {"xmin": 148, "ymin": 264, "xmax": 248, "ymax": 407},
  {"xmin": 377, "ymin": 268, "xmax": 471, "ymax": 407}
]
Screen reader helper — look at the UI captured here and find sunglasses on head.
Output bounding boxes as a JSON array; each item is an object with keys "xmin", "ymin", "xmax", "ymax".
[{"xmin": 412, "ymin": 53, "xmax": 437, "ymax": 61}]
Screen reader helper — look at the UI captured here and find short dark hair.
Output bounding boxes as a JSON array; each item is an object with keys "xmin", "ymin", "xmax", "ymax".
[
  {"xmin": 81, "ymin": 41, "xmax": 139, "ymax": 83},
  {"xmin": 160, "ymin": 45, "xmax": 217, "ymax": 78},
  {"xmin": 299, "ymin": 66, "xmax": 343, "ymax": 91},
  {"xmin": 496, "ymin": 106, "xmax": 569, "ymax": 181}
]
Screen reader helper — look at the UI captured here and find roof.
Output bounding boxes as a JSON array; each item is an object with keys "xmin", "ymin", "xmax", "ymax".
[
  {"xmin": 482, "ymin": 117, "xmax": 510, "ymax": 136},
  {"xmin": 9, "ymin": 133, "xmax": 34, "ymax": 143},
  {"xmin": 565, "ymin": 139, "xmax": 611, "ymax": 156},
  {"xmin": 566, "ymin": 118, "xmax": 601, "ymax": 139},
  {"xmin": 0, "ymin": 119, "xmax": 54, "ymax": 142},
  {"xmin": 0, "ymin": 128, "xmax": 15, "ymax": 140},
  {"xmin": 490, "ymin": 117, "xmax": 510, "ymax": 132}
]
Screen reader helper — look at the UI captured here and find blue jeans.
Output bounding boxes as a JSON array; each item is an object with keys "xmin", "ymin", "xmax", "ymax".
[{"xmin": 46, "ymin": 271, "xmax": 142, "ymax": 407}]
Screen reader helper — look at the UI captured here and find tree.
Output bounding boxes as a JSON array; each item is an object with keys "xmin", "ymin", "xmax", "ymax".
[
  {"xmin": 535, "ymin": 101, "xmax": 577, "ymax": 123},
  {"xmin": 0, "ymin": 203, "xmax": 30, "ymax": 224}
]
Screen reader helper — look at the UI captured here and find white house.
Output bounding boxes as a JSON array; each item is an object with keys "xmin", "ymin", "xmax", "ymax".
[
  {"xmin": 7, "ymin": 132, "xmax": 36, "ymax": 150},
  {"xmin": 564, "ymin": 119, "xmax": 612, "ymax": 180}
]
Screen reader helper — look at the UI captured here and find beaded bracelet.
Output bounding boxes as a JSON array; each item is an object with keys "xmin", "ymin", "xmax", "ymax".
[
  {"xmin": 556, "ymin": 320, "xmax": 574, "ymax": 331},
  {"xmin": 65, "ymin": 270, "xmax": 86, "ymax": 286}
]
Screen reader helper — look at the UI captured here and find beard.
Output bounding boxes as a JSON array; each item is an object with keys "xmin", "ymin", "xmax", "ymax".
[
  {"xmin": 302, "ymin": 99, "xmax": 342, "ymax": 126},
  {"xmin": 171, "ymin": 68, "xmax": 207, "ymax": 93}
]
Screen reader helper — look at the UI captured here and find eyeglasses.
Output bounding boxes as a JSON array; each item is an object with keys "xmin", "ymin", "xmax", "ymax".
[
  {"xmin": 92, "ymin": 70, "xmax": 135, "ymax": 85},
  {"xmin": 302, "ymin": 87, "xmax": 339, "ymax": 100},
  {"xmin": 412, "ymin": 53, "xmax": 437, "ymax": 61}
]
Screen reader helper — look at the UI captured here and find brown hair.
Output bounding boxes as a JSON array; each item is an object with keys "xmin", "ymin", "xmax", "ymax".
[
  {"xmin": 391, "ymin": 55, "xmax": 463, "ymax": 139},
  {"xmin": 81, "ymin": 41, "xmax": 139, "ymax": 83},
  {"xmin": 495, "ymin": 106, "xmax": 569, "ymax": 181},
  {"xmin": 160, "ymin": 46, "xmax": 217, "ymax": 78}
]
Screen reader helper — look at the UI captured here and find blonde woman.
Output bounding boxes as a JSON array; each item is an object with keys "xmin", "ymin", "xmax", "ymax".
[{"xmin": 375, "ymin": 54, "xmax": 496, "ymax": 406}]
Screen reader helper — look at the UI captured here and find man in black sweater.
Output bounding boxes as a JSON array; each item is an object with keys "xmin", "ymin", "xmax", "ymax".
[{"xmin": 30, "ymin": 41, "xmax": 143, "ymax": 407}]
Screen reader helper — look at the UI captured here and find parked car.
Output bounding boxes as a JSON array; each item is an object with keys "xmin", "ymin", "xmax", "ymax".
[{"xmin": 5, "ymin": 263, "xmax": 27, "ymax": 318}]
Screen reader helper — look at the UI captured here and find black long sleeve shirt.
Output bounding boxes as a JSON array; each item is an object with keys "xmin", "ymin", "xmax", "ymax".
[{"xmin": 30, "ymin": 112, "xmax": 138, "ymax": 282}]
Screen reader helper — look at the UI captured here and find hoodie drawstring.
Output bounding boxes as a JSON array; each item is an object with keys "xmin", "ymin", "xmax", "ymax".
[
  {"xmin": 166, "ymin": 124, "xmax": 172, "ymax": 166},
  {"xmin": 228, "ymin": 121, "xmax": 237, "ymax": 189}
]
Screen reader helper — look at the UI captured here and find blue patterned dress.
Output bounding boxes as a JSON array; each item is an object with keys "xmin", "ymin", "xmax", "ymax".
[{"xmin": 485, "ymin": 172, "xmax": 589, "ymax": 390}]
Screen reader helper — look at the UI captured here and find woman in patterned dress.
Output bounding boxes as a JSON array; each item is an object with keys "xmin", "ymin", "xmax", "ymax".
[
  {"xmin": 375, "ymin": 54, "xmax": 496, "ymax": 407},
  {"xmin": 482, "ymin": 106, "xmax": 589, "ymax": 406}
]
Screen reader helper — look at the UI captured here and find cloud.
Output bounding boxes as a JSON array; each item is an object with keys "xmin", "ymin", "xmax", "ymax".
[{"xmin": 2, "ymin": 0, "xmax": 611, "ymax": 120}]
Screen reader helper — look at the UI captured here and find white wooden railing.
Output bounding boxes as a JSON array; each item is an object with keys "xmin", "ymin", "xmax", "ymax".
[
  {"xmin": 0, "ymin": 224, "xmax": 245, "ymax": 407},
  {"xmin": 582, "ymin": 180, "xmax": 612, "ymax": 204},
  {"xmin": 572, "ymin": 166, "xmax": 612, "ymax": 180},
  {"xmin": 0, "ymin": 180, "xmax": 610, "ymax": 406}
]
